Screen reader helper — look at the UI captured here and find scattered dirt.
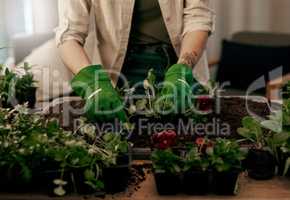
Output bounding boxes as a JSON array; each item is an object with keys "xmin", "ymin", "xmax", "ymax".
[{"xmin": 126, "ymin": 163, "xmax": 151, "ymax": 197}]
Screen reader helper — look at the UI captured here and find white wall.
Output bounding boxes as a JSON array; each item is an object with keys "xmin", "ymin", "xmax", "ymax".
[{"xmin": 31, "ymin": 0, "xmax": 58, "ymax": 34}]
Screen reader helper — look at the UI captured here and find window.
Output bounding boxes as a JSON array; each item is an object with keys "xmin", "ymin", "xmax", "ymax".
[{"xmin": 4, "ymin": 0, "xmax": 34, "ymax": 36}]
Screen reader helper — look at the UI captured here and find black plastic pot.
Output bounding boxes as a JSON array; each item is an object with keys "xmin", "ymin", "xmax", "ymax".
[
  {"xmin": 16, "ymin": 87, "xmax": 37, "ymax": 108},
  {"xmin": 245, "ymin": 149, "xmax": 276, "ymax": 180},
  {"xmin": 34, "ymin": 169, "xmax": 74, "ymax": 196},
  {"xmin": 0, "ymin": 166, "xmax": 33, "ymax": 193},
  {"xmin": 2, "ymin": 87, "xmax": 37, "ymax": 109},
  {"xmin": 72, "ymin": 169, "xmax": 105, "ymax": 196},
  {"xmin": 183, "ymin": 170, "xmax": 210, "ymax": 195},
  {"xmin": 154, "ymin": 172, "xmax": 181, "ymax": 195},
  {"xmin": 213, "ymin": 170, "xmax": 240, "ymax": 195},
  {"xmin": 277, "ymin": 150, "xmax": 290, "ymax": 176},
  {"xmin": 103, "ymin": 155, "xmax": 130, "ymax": 194}
]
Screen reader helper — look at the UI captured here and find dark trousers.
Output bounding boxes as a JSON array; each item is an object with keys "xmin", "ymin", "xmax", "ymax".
[{"xmin": 118, "ymin": 42, "xmax": 178, "ymax": 92}]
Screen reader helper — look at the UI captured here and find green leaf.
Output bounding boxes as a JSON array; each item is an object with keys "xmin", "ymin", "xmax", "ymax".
[
  {"xmin": 136, "ymin": 99, "xmax": 148, "ymax": 111},
  {"xmin": 84, "ymin": 169, "xmax": 95, "ymax": 181},
  {"xmin": 261, "ymin": 120, "xmax": 282, "ymax": 133},
  {"xmin": 283, "ymin": 157, "xmax": 290, "ymax": 176},
  {"xmin": 147, "ymin": 69, "xmax": 156, "ymax": 86}
]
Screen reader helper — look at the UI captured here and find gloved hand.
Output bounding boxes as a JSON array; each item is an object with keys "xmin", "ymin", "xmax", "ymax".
[
  {"xmin": 156, "ymin": 64, "xmax": 196, "ymax": 114},
  {"xmin": 71, "ymin": 65, "xmax": 127, "ymax": 122}
]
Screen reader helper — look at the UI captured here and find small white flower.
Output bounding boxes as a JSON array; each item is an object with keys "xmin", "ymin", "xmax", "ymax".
[
  {"xmin": 54, "ymin": 186, "xmax": 66, "ymax": 196},
  {"xmin": 88, "ymin": 148, "xmax": 96, "ymax": 155},
  {"xmin": 3, "ymin": 142, "xmax": 9, "ymax": 148},
  {"xmin": 18, "ymin": 148, "xmax": 25, "ymax": 154},
  {"xmin": 53, "ymin": 179, "xmax": 67, "ymax": 186},
  {"xmin": 65, "ymin": 140, "xmax": 77, "ymax": 146},
  {"xmin": 143, "ymin": 79, "xmax": 150, "ymax": 90},
  {"xmin": 75, "ymin": 141, "xmax": 84, "ymax": 146},
  {"xmin": 128, "ymin": 105, "xmax": 137, "ymax": 115}
]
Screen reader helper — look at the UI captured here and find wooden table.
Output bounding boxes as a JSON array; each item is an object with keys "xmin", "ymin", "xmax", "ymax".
[{"xmin": 1, "ymin": 174, "xmax": 289, "ymax": 200}]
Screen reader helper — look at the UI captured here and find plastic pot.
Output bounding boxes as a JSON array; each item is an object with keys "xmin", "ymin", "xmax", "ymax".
[
  {"xmin": 0, "ymin": 166, "xmax": 33, "ymax": 193},
  {"xmin": 154, "ymin": 171, "xmax": 181, "ymax": 195},
  {"xmin": 72, "ymin": 169, "xmax": 105, "ymax": 196},
  {"xmin": 103, "ymin": 155, "xmax": 130, "ymax": 194},
  {"xmin": 277, "ymin": 150, "xmax": 290, "ymax": 176},
  {"xmin": 183, "ymin": 170, "xmax": 210, "ymax": 195},
  {"xmin": 34, "ymin": 169, "xmax": 74, "ymax": 196},
  {"xmin": 246, "ymin": 149, "xmax": 276, "ymax": 180},
  {"xmin": 213, "ymin": 170, "xmax": 240, "ymax": 195},
  {"xmin": 16, "ymin": 87, "xmax": 37, "ymax": 108},
  {"xmin": 2, "ymin": 87, "xmax": 37, "ymax": 108}
]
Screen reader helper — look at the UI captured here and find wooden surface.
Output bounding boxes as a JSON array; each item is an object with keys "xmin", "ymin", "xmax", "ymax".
[{"xmin": 1, "ymin": 174, "xmax": 289, "ymax": 200}]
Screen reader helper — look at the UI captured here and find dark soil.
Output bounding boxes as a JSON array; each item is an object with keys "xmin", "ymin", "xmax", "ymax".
[
  {"xmin": 44, "ymin": 97, "xmax": 270, "ymax": 148},
  {"xmin": 126, "ymin": 163, "xmax": 151, "ymax": 197},
  {"xmin": 212, "ymin": 97, "xmax": 270, "ymax": 138}
]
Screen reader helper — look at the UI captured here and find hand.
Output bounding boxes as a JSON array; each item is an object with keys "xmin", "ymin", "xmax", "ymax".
[
  {"xmin": 71, "ymin": 65, "xmax": 127, "ymax": 122},
  {"xmin": 156, "ymin": 64, "xmax": 196, "ymax": 114},
  {"xmin": 177, "ymin": 51, "xmax": 198, "ymax": 67}
]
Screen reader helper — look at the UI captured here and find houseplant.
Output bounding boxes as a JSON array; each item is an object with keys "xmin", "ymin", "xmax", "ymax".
[
  {"xmin": 0, "ymin": 63, "xmax": 36, "ymax": 108},
  {"xmin": 101, "ymin": 132, "xmax": 131, "ymax": 194},
  {"xmin": 207, "ymin": 138, "xmax": 246, "ymax": 195},
  {"xmin": 237, "ymin": 115, "xmax": 289, "ymax": 180},
  {"xmin": 182, "ymin": 137, "xmax": 210, "ymax": 195},
  {"xmin": 151, "ymin": 130, "xmax": 182, "ymax": 195},
  {"xmin": 0, "ymin": 104, "xmax": 121, "ymax": 196}
]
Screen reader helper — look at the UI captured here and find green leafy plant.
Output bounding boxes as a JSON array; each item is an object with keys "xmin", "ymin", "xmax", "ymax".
[
  {"xmin": 0, "ymin": 104, "xmax": 126, "ymax": 196},
  {"xmin": 126, "ymin": 69, "xmax": 211, "ymax": 124},
  {"xmin": 237, "ymin": 116, "xmax": 265, "ymax": 149},
  {"xmin": 183, "ymin": 137, "xmax": 211, "ymax": 172},
  {"xmin": 238, "ymin": 114, "xmax": 290, "ymax": 175},
  {"xmin": 0, "ymin": 63, "xmax": 36, "ymax": 108},
  {"xmin": 183, "ymin": 146, "xmax": 209, "ymax": 172},
  {"xmin": 207, "ymin": 139, "xmax": 246, "ymax": 172},
  {"xmin": 151, "ymin": 149, "xmax": 182, "ymax": 174}
]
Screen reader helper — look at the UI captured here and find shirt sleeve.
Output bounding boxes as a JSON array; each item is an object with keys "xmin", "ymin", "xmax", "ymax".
[
  {"xmin": 55, "ymin": 0, "xmax": 91, "ymax": 47},
  {"xmin": 183, "ymin": 0, "xmax": 215, "ymax": 37}
]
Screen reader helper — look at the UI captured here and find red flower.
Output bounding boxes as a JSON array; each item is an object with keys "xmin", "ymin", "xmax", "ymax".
[
  {"xmin": 197, "ymin": 96, "xmax": 213, "ymax": 112},
  {"xmin": 196, "ymin": 137, "xmax": 205, "ymax": 146},
  {"xmin": 152, "ymin": 130, "xmax": 177, "ymax": 150}
]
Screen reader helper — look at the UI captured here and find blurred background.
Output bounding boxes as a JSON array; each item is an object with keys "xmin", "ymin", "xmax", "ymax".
[{"xmin": 0, "ymin": 0, "xmax": 290, "ymax": 98}]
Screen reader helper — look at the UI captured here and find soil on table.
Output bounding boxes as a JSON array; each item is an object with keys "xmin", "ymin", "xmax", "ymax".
[{"xmin": 44, "ymin": 97, "xmax": 270, "ymax": 148}]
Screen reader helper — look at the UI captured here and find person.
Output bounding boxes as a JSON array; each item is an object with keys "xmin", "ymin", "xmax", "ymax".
[{"xmin": 56, "ymin": 0, "xmax": 215, "ymax": 122}]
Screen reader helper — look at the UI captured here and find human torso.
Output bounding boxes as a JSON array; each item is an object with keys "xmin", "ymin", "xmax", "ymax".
[{"xmin": 84, "ymin": 0, "xmax": 209, "ymax": 86}]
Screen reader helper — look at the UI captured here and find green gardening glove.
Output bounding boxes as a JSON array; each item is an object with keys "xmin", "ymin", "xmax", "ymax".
[
  {"xmin": 71, "ymin": 65, "xmax": 127, "ymax": 122},
  {"xmin": 156, "ymin": 64, "xmax": 196, "ymax": 114}
]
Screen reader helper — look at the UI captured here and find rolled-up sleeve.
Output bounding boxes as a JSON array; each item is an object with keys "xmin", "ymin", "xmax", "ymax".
[
  {"xmin": 183, "ymin": 0, "xmax": 215, "ymax": 37},
  {"xmin": 55, "ymin": 0, "xmax": 91, "ymax": 47}
]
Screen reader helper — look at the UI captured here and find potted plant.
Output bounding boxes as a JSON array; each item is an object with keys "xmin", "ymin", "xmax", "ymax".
[
  {"xmin": 207, "ymin": 138, "xmax": 246, "ymax": 195},
  {"xmin": 238, "ymin": 107, "xmax": 290, "ymax": 179},
  {"xmin": 151, "ymin": 130, "xmax": 182, "ymax": 195},
  {"xmin": 0, "ymin": 105, "xmax": 117, "ymax": 196},
  {"xmin": 101, "ymin": 132, "xmax": 131, "ymax": 194},
  {"xmin": 237, "ymin": 116, "xmax": 277, "ymax": 180},
  {"xmin": 182, "ymin": 137, "xmax": 210, "ymax": 195},
  {"xmin": 0, "ymin": 63, "xmax": 37, "ymax": 108}
]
